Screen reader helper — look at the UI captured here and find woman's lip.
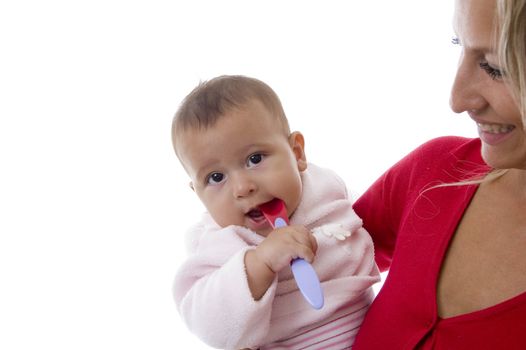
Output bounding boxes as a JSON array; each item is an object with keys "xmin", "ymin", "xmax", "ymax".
[
  {"xmin": 468, "ymin": 112, "xmax": 502, "ymax": 125},
  {"xmin": 477, "ymin": 124, "xmax": 516, "ymax": 145}
]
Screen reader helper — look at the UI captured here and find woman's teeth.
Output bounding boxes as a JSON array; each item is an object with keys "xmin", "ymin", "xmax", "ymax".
[{"xmin": 477, "ymin": 123, "xmax": 515, "ymax": 134}]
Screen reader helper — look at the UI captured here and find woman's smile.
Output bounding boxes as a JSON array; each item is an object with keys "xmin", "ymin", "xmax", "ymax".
[{"xmin": 477, "ymin": 122, "xmax": 516, "ymax": 145}]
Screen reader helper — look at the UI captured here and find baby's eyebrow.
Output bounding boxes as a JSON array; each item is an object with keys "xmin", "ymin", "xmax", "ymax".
[
  {"xmin": 192, "ymin": 159, "xmax": 221, "ymax": 183},
  {"xmin": 194, "ymin": 166, "xmax": 215, "ymax": 183}
]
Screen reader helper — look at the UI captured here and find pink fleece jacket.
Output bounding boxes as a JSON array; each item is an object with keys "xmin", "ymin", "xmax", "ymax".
[{"xmin": 173, "ymin": 164, "xmax": 380, "ymax": 349}]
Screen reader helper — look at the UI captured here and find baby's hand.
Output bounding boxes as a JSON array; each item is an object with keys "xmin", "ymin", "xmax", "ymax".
[
  {"xmin": 254, "ymin": 225, "xmax": 318, "ymax": 274},
  {"xmin": 244, "ymin": 225, "xmax": 317, "ymax": 300}
]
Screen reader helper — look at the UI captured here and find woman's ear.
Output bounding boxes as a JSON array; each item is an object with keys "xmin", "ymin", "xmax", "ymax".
[{"xmin": 289, "ymin": 131, "xmax": 307, "ymax": 171}]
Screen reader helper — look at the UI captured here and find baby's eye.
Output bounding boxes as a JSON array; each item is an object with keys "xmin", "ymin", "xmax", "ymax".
[
  {"xmin": 206, "ymin": 172, "xmax": 225, "ymax": 185},
  {"xmin": 247, "ymin": 153, "xmax": 264, "ymax": 167}
]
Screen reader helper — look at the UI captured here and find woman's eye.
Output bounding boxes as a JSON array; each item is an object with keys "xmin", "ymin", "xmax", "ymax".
[
  {"xmin": 247, "ymin": 153, "xmax": 263, "ymax": 167},
  {"xmin": 206, "ymin": 172, "xmax": 225, "ymax": 185},
  {"xmin": 479, "ymin": 61, "xmax": 503, "ymax": 80}
]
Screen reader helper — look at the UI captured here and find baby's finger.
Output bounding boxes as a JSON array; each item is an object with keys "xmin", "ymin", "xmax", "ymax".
[
  {"xmin": 293, "ymin": 242, "xmax": 316, "ymax": 263},
  {"xmin": 296, "ymin": 228, "xmax": 318, "ymax": 253},
  {"xmin": 309, "ymin": 234, "xmax": 318, "ymax": 254}
]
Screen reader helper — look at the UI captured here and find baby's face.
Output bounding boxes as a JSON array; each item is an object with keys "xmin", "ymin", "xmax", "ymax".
[{"xmin": 177, "ymin": 99, "xmax": 307, "ymax": 236}]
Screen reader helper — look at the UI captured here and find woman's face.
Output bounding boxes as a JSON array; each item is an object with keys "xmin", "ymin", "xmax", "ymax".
[{"xmin": 450, "ymin": 0, "xmax": 526, "ymax": 170}]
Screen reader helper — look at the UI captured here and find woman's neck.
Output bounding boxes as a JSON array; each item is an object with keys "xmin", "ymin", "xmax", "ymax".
[{"xmin": 494, "ymin": 168, "xmax": 526, "ymax": 203}]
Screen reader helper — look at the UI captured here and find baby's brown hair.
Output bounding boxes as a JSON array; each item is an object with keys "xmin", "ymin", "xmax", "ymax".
[{"xmin": 172, "ymin": 75, "xmax": 290, "ymax": 155}]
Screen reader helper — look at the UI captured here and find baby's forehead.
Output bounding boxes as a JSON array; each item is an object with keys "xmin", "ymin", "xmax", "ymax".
[
  {"xmin": 177, "ymin": 100, "xmax": 283, "ymax": 134},
  {"xmin": 176, "ymin": 106, "xmax": 287, "ymax": 157}
]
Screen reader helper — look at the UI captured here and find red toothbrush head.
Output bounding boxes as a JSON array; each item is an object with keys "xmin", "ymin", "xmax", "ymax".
[{"xmin": 259, "ymin": 198, "xmax": 289, "ymax": 228}]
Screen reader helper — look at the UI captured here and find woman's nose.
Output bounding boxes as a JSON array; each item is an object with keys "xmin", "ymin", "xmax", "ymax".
[
  {"xmin": 449, "ymin": 56, "xmax": 487, "ymax": 114},
  {"xmin": 232, "ymin": 172, "xmax": 257, "ymax": 198}
]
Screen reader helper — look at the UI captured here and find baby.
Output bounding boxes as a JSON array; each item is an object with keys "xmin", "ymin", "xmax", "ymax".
[{"xmin": 172, "ymin": 75, "xmax": 379, "ymax": 349}]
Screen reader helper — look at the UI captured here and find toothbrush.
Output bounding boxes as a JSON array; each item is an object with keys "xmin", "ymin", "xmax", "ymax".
[{"xmin": 259, "ymin": 198, "xmax": 324, "ymax": 309}]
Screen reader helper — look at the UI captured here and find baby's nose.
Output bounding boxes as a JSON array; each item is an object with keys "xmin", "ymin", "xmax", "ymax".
[{"xmin": 232, "ymin": 173, "xmax": 257, "ymax": 198}]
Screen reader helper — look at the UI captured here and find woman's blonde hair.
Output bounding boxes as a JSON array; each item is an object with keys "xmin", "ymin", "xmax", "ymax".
[
  {"xmin": 433, "ymin": 1, "xmax": 526, "ymax": 189},
  {"xmin": 497, "ymin": 0, "xmax": 526, "ymax": 120},
  {"xmin": 467, "ymin": 0, "xmax": 526, "ymax": 184},
  {"xmin": 480, "ymin": 0, "xmax": 526, "ymax": 182}
]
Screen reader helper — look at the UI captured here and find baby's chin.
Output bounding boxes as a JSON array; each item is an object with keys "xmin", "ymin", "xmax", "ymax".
[{"xmin": 253, "ymin": 226, "xmax": 273, "ymax": 237}]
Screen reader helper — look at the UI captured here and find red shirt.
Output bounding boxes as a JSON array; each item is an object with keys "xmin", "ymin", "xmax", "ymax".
[{"xmin": 353, "ymin": 136, "xmax": 526, "ymax": 349}]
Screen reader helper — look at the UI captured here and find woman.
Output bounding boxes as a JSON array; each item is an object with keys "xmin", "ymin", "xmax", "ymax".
[{"xmin": 352, "ymin": 0, "xmax": 526, "ymax": 348}]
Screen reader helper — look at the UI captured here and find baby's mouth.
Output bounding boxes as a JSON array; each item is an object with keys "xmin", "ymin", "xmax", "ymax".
[{"xmin": 246, "ymin": 208, "xmax": 265, "ymax": 222}]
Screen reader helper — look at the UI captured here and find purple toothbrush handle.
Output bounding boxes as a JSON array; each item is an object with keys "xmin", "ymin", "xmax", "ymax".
[
  {"xmin": 274, "ymin": 217, "xmax": 324, "ymax": 309},
  {"xmin": 291, "ymin": 259, "xmax": 324, "ymax": 309}
]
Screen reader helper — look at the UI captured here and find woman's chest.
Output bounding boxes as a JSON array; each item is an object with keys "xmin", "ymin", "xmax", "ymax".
[{"xmin": 436, "ymin": 183, "xmax": 526, "ymax": 318}]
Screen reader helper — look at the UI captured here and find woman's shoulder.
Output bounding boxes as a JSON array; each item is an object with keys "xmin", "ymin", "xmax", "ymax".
[
  {"xmin": 411, "ymin": 136, "xmax": 481, "ymax": 160},
  {"xmin": 395, "ymin": 136, "xmax": 483, "ymax": 171},
  {"xmin": 386, "ymin": 136, "xmax": 487, "ymax": 188},
  {"xmin": 417, "ymin": 136, "xmax": 480, "ymax": 154}
]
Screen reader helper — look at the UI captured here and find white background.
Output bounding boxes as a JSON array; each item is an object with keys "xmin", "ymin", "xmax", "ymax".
[{"xmin": 1, "ymin": 1, "xmax": 476, "ymax": 349}]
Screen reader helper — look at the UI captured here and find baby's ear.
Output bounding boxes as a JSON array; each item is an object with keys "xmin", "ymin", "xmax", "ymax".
[
  {"xmin": 289, "ymin": 131, "xmax": 307, "ymax": 171},
  {"xmin": 189, "ymin": 182, "xmax": 195, "ymax": 192}
]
